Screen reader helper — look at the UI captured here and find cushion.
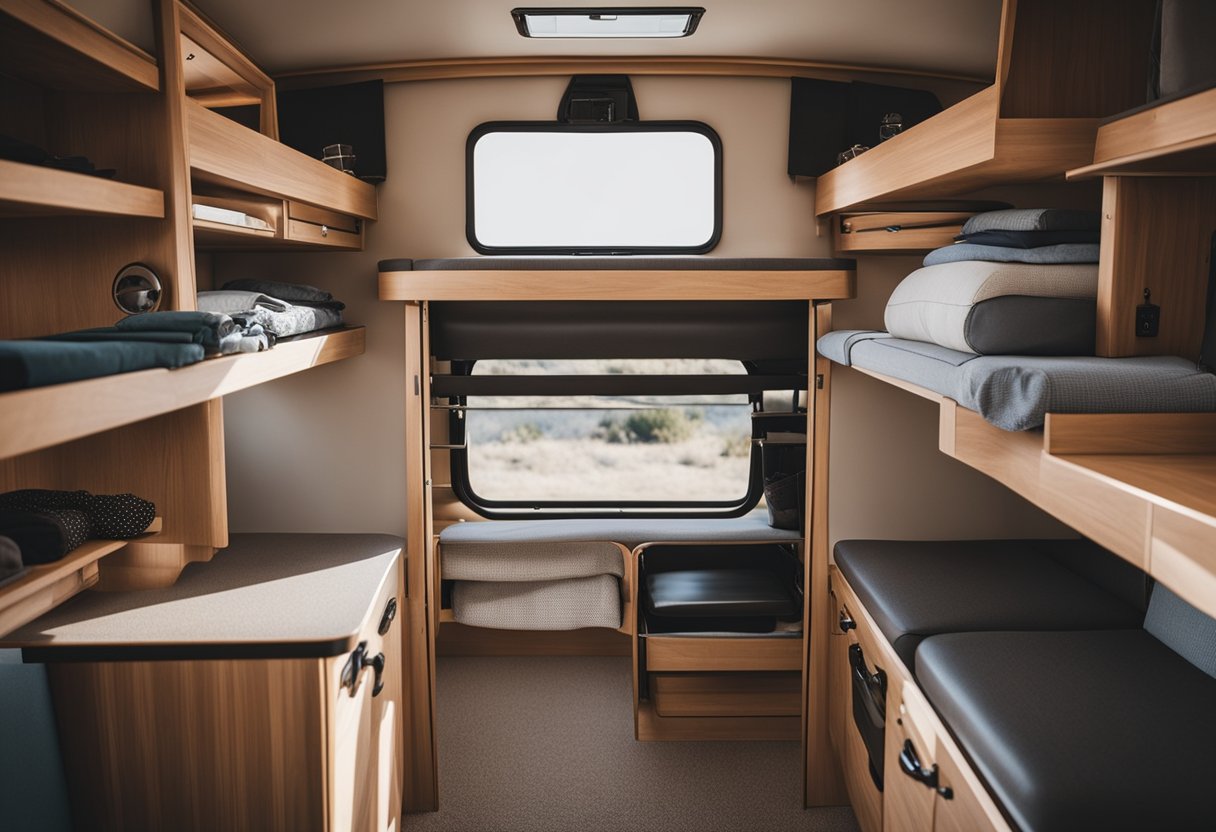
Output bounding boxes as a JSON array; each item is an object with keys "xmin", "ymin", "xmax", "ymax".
[
  {"xmin": 961, "ymin": 208, "xmax": 1101, "ymax": 235},
  {"xmin": 451, "ymin": 574, "xmax": 621, "ymax": 630},
  {"xmin": 833, "ymin": 539, "xmax": 1145, "ymax": 670},
  {"xmin": 645, "ymin": 569, "xmax": 799, "ymax": 619},
  {"xmin": 917, "ymin": 630, "xmax": 1216, "ymax": 832},
  {"xmin": 379, "ymin": 257, "xmax": 856, "ymax": 272},
  {"xmin": 922, "ymin": 242, "xmax": 1099, "ymax": 267},
  {"xmin": 955, "ymin": 229, "xmax": 1100, "ymax": 248},
  {"xmin": 442, "ymin": 540, "xmax": 624, "ymax": 582},
  {"xmin": 884, "ymin": 261, "xmax": 1099, "ymax": 354},
  {"xmin": 1144, "ymin": 583, "xmax": 1216, "ymax": 678}
]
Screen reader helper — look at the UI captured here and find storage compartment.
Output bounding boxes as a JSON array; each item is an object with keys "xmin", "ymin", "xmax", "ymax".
[
  {"xmin": 286, "ymin": 200, "xmax": 364, "ymax": 250},
  {"xmin": 650, "ymin": 671, "xmax": 801, "ymax": 717},
  {"xmin": 833, "ymin": 211, "xmax": 973, "ymax": 254}
]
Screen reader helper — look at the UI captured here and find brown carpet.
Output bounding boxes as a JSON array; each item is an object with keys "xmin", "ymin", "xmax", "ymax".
[{"xmin": 408, "ymin": 656, "xmax": 859, "ymax": 832}]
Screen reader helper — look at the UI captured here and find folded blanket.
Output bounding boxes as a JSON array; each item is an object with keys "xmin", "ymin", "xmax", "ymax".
[
  {"xmin": 196, "ymin": 290, "xmax": 291, "ymax": 315},
  {"xmin": 0, "ymin": 489, "xmax": 156, "ymax": 539},
  {"xmin": 42, "ymin": 330, "xmax": 198, "ymax": 344},
  {"xmin": 0, "ymin": 535, "xmax": 22, "ymax": 582},
  {"xmin": 956, "ymin": 229, "xmax": 1101, "ymax": 248},
  {"xmin": 0, "ymin": 508, "xmax": 90, "ymax": 564},
  {"xmin": 115, "ymin": 311, "xmax": 236, "ymax": 352},
  {"xmin": 233, "ymin": 305, "xmax": 343, "ymax": 338},
  {"xmin": 0, "ymin": 340, "xmax": 205, "ymax": 392},
  {"xmin": 962, "ymin": 208, "xmax": 1101, "ymax": 235},
  {"xmin": 924, "ymin": 243, "xmax": 1100, "ymax": 267},
  {"xmin": 220, "ymin": 279, "xmax": 345, "ymax": 311}
]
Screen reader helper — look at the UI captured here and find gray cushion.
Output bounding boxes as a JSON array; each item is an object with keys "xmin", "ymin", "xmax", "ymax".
[
  {"xmin": 379, "ymin": 257, "xmax": 855, "ymax": 272},
  {"xmin": 451, "ymin": 574, "xmax": 621, "ymax": 630},
  {"xmin": 1145, "ymin": 583, "xmax": 1216, "ymax": 678},
  {"xmin": 442, "ymin": 540, "xmax": 624, "ymax": 582},
  {"xmin": 817, "ymin": 330, "xmax": 1216, "ymax": 430},
  {"xmin": 961, "ymin": 208, "xmax": 1100, "ymax": 235},
  {"xmin": 917, "ymin": 629, "xmax": 1216, "ymax": 832},
  {"xmin": 964, "ymin": 297, "xmax": 1096, "ymax": 356},
  {"xmin": 645, "ymin": 569, "xmax": 799, "ymax": 618},
  {"xmin": 833, "ymin": 539, "xmax": 1145, "ymax": 671},
  {"xmin": 439, "ymin": 513, "xmax": 800, "ymax": 550},
  {"xmin": 923, "ymin": 243, "xmax": 1099, "ymax": 267}
]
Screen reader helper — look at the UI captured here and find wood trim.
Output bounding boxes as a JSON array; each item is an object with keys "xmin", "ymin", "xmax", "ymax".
[
  {"xmin": 379, "ymin": 270, "xmax": 856, "ymax": 302},
  {"xmin": 0, "ymin": 0, "xmax": 159, "ymax": 92},
  {"xmin": 1045, "ymin": 413, "xmax": 1216, "ymax": 455},
  {"xmin": 0, "ymin": 326, "xmax": 365, "ymax": 462},
  {"xmin": 649, "ymin": 672, "xmax": 801, "ymax": 718},
  {"xmin": 644, "ymin": 635, "xmax": 802, "ymax": 672},
  {"xmin": 436, "ymin": 624, "xmax": 631, "ymax": 656},
  {"xmin": 850, "ymin": 366, "xmax": 947, "ymax": 404},
  {"xmin": 0, "ymin": 159, "xmax": 165, "ymax": 218},
  {"xmin": 273, "ymin": 55, "xmax": 990, "ymax": 90},
  {"xmin": 0, "ymin": 518, "xmax": 162, "ymax": 637}
]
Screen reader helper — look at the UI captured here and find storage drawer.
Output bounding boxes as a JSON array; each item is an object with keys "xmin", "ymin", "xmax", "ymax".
[
  {"xmin": 287, "ymin": 200, "xmax": 364, "ymax": 250},
  {"xmin": 644, "ymin": 634, "xmax": 802, "ymax": 672},
  {"xmin": 650, "ymin": 671, "xmax": 800, "ymax": 717},
  {"xmin": 833, "ymin": 211, "xmax": 971, "ymax": 254}
]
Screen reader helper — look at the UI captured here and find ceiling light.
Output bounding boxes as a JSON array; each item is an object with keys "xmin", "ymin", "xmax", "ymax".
[{"xmin": 511, "ymin": 7, "xmax": 705, "ymax": 38}]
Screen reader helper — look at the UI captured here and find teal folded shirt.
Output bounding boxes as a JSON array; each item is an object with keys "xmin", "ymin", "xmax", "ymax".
[{"xmin": 0, "ymin": 340, "xmax": 205, "ymax": 392}]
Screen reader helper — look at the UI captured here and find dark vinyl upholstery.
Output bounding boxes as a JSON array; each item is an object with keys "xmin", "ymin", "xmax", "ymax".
[
  {"xmin": 833, "ymin": 539, "xmax": 1147, "ymax": 671},
  {"xmin": 645, "ymin": 569, "xmax": 799, "ymax": 619},
  {"xmin": 916, "ymin": 629, "xmax": 1216, "ymax": 832}
]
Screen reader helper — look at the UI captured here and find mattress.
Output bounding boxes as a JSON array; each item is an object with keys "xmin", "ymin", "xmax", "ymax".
[{"xmin": 818, "ymin": 329, "xmax": 1216, "ymax": 431}]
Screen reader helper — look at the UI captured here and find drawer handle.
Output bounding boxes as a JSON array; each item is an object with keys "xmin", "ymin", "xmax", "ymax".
[
  {"xmin": 379, "ymin": 597, "xmax": 398, "ymax": 635},
  {"xmin": 341, "ymin": 641, "xmax": 386, "ymax": 698},
  {"xmin": 321, "ymin": 224, "xmax": 329, "ymax": 237},
  {"xmin": 839, "ymin": 611, "xmax": 856, "ymax": 632},
  {"xmin": 898, "ymin": 739, "xmax": 953, "ymax": 799}
]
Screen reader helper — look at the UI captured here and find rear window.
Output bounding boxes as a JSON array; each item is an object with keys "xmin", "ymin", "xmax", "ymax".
[
  {"xmin": 453, "ymin": 358, "xmax": 757, "ymax": 513},
  {"xmin": 466, "ymin": 122, "xmax": 722, "ymax": 254}
]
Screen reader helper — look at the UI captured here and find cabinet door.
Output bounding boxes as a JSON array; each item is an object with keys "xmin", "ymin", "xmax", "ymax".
[
  {"xmin": 840, "ymin": 599, "xmax": 885, "ymax": 832},
  {"xmin": 932, "ymin": 737, "xmax": 1007, "ymax": 832},
  {"xmin": 828, "ymin": 588, "xmax": 849, "ymax": 752},
  {"xmin": 327, "ymin": 563, "xmax": 404, "ymax": 832},
  {"xmin": 883, "ymin": 684, "xmax": 936, "ymax": 832}
]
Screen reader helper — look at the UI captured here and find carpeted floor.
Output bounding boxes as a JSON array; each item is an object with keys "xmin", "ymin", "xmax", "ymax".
[{"xmin": 408, "ymin": 656, "xmax": 859, "ymax": 832}]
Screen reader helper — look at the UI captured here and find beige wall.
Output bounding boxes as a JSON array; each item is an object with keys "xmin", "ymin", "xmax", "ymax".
[{"xmin": 219, "ymin": 75, "xmax": 1068, "ymax": 541}]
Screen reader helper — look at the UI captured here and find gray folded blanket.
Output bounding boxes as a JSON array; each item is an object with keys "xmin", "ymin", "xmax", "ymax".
[
  {"xmin": 195, "ymin": 290, "xmax": 290, "ymax": 315},
  {"xmin": 924, "ymin": 243, "xmax": 1100, "ymax": 267},
  {"xmin": 962, "ymin": 208, "xmax": 1101, "ymax": 235},
  {"xmin": 233, "ymin": 306, "xmax": 343, "ymax": 338},
  {"xmin": 956, "ymin": 229, "xmax": 1101, "ymax": 248},
  {"xmin": 0, "ymin": 340, "xmax": 205, "ymax": 392},
  {"xmin": 220, "ymin": 279, "xmax": 346, "ymax": 311},
  {"xmin": 0, "ymin": 535, "xmax": 24, "ymax": 582}
]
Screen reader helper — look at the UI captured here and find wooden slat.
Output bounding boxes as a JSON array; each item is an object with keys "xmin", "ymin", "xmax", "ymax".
[
  {"xmin": 0, "ymin": 327, "xmax": 365, "ymax": 461},
  {"xmin": 379, "ymin": 270, "xmax": 855, "ymax": 302},
  {"xmin": 273, "ymin": 55, "xmax": 990, "ymax": 90},
  {"xmin": 1070, "ymin": 86, "xmax": 1216, "ymax": 178},
  {"xmin": 635, "ymin": 700, "xmax": 800, "ymax": 742},
  {"xmin": 644, "ymin": 635, "xmax": 802, "ymax": 672},
  {"xmin": 0, "ymin": 0, "xmax": 158, "ymax": 92},
  {"xmin": 1045, "ymin": 413, "xmax": 1216, "ymax": 455},
  {"xmin": 0, "ymin": 518, "xmax": 162, "ymax": 637},
  {"xmin": 0, "ymin": 159, "xmax": 164, "ymax": 218},
  {"xmin": 186, "ymin": 100, "xmax": 377, "ymax": 219}
]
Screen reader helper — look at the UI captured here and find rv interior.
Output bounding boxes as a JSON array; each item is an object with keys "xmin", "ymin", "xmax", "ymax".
[{"xmin": 2, "ymin": 0, "xmax": 1216, "ymax": 830}]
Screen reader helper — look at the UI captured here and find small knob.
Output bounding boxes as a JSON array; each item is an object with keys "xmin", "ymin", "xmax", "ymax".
[
  {"xmin": 839, "ymin": 611, "xmax": 856, "ymax": 632},
  {"xmin": 320, "ymin": 224, "xmax": 329, "ymax": 237}
]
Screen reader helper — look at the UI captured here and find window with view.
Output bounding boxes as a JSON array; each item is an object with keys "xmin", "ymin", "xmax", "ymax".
[{"xmin": 452, "ymin": 358, "xmax": 758, "ymax": 514}]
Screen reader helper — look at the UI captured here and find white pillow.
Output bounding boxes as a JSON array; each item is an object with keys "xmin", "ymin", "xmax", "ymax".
[{"xmin": 884, "ymin": 261, "xmax": 1099, "ymax": 353}]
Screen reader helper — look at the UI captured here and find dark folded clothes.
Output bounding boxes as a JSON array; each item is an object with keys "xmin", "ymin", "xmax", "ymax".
[
  {"xmin": 114, "ymin": 311, "xmax": 237, "ymax": 352},
  {"xmin": 962, "ymin": 208, "xmax": 1101, "ymax": 235},
  {"xmin": 0, "ymin": 489, "xmax": 156, "ymax": 539},
  {"xmin": 955, "ymin": 229, "xmax": 1102, "ymax": 248},
  {"xmin": 220, "ymin": 279, "xmax": 346, "ymax": 311},
  {"xmin": 0, "ymin": 508, "xmax": 90, "ymax": 565},
  {"xmin": 0, "ymin": 535, "xmax": 22, "ymax": 582},
  {"xmin": 43, "ymin": 330, "xmax": 199, "ymax": 344},
  {"xmin": 0, "ymin": 340, "xmax": 205, "ymax": 392}
]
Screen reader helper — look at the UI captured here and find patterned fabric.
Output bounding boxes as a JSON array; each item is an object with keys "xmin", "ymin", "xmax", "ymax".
[
  {"xmin": 0, "ymin": 536, "xmax": 19, "ymax": 581},
  {"xmin": 0, "ymin": 508, "xmax": 90, "ymax": 564},
  {"xmin": 442, "ymin": 540, "xmax": 624, "ymax": 582},
  {"xmin": 0, "ymin": 489, "xmax": 155, "ymax": 539},
  {"xmin": 220, "ymin": 279, "xmax": 345, "ymax": 311},
  {"xmin": 818, "ymin": 330, "xmax": 1216, "ymax": 431},
  {"xmin": 961, "ymin": 208, "xmax": 1101, "ymax": 235},
  {"xmin": 1145, "ymin": 584, "xmax": 1216, "ymax": 679},
  {"xmin": 923, "ymin": 243, "xmax": 1100, "ymax": 267},
  {"xmin": 233, "ymin": 305, "xmax": 343, "ymax": 339},
  {"xmin": 452, "ymin": 574, "xmax": 622, "ymax": 630}
]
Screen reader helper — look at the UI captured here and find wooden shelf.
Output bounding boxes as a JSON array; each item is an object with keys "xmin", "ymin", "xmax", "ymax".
[
  {"xmin": 0, "ymin": 159, "xmax": 165, "ymax": 219},
  {"xmin": 845, "ymin": 364, "xmax": 1216, "ymax": 621},
  {"xmin": 814, "ymin": 87, "xmax": 1101, "ymax": 216},
  {"xmin": 0, "ymin": 0, "xmax": 159, "ymax": 93},
  {"xmin": 0, "ymin": 517, "xmax": 162, "ymax": 636},
  {"xmin": 0, "ymin": 326, "xmax": 365, "ymax": 462},
  {"xmin": 1068, "ymin": 86, "xmax": 1216, "ymax": 178},
  {"xmin": 186, "ymin": 99, "xmax": 377, "ymax": 221}
]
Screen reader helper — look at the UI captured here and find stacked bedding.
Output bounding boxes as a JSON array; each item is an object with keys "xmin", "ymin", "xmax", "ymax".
[
  {"xmin": 198, "ymin": 279, "xmax": 345, "ymax": 339},
  {"xmin": 820, "ymin": 208, "xmax": 1216, "ymax": 430}
]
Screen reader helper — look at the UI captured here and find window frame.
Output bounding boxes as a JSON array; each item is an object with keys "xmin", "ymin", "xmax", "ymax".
[{"xmin": 465, "ymin": 120, "xmax": 724, "ymax": 256}]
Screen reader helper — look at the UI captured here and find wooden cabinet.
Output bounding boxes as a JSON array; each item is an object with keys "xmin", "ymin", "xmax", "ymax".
[
  {"xmin": 831, "ymin": 583, "xmax": 884, "ymax": 832},
  {"xmin": 2, "ymin": 534, "xmax": 404, "ymax": 832}
]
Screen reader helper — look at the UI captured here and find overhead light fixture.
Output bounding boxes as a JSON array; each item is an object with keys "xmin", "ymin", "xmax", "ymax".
[{"xmin": 511, "ymin": 7, "xmax": 705, "ymax": 38}]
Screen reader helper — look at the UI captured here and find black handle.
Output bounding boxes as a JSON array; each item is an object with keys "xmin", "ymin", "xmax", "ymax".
[
  {"xmin": 379, "ymin": 597, "xmax": 398, "ymax": 635},
  {"xmin": 839, "ymin": 610, "xmax": 856, "ymax": 632},
  {"xmin": 898, "ymin": 739, "xmax": 953, "ymax": 799},
  {"xmin": 369, "ymin": 652, "xmax": 386, "ymax": 697}
]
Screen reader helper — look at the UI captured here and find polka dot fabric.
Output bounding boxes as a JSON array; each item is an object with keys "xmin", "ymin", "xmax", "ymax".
[{"xmin": 0, "ymin": 489, "xmax": 156, "ymax": 539}]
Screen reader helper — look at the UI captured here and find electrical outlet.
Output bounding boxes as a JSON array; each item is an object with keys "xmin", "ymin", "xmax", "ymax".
[{"xmin": 1136, "ymin": 288, "xmax": 1160, "ymax": 338}]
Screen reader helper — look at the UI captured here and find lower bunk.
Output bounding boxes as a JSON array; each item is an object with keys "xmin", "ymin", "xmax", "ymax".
[{"xmin": 828, "ymin": 537, "xmax": 1216, "ymax": 832}]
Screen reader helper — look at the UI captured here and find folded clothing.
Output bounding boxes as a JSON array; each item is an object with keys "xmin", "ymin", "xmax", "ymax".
[
  {"xmin": 233, "ymin": 306, "xmax": 343, "ymax": 339},
  {"xmin": 0, "ymin": 339, "xmax": 205, "ymax": 392},
  {"xmin": 114, "ymin": 310, "xmax": 236, "ymax": 353},
  {"xmin": 923, "ymin": 242, "xmax": 1100, "ymax": 268},
  {"xmin": 955, "ymin": 229, "xmax": 1100, "ymax": 248},
  {"xmin": 196, "ymin": 290, "xmax": 290, "ymax": 315},
  {"xmin": 0, "ymin": 489, "xmax": 156, "ymax": 539},
  {"xmin": 885, "ymin": 261, "xmax": 1099, "ymax": 354},
  {"xmin": 0, "ymin": 535, "xmax": 20, "ymax": 582},
  {"xmin": 220, "ymin": 279, "xmax": 346, "ymax": 311},
  {"xmin": 962, "ymin": 208, "xmax": 1101, "ymax": 235},
  {"xmin": 0, "ymin": 508, "xmax": 90, "ymax": 565}
]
